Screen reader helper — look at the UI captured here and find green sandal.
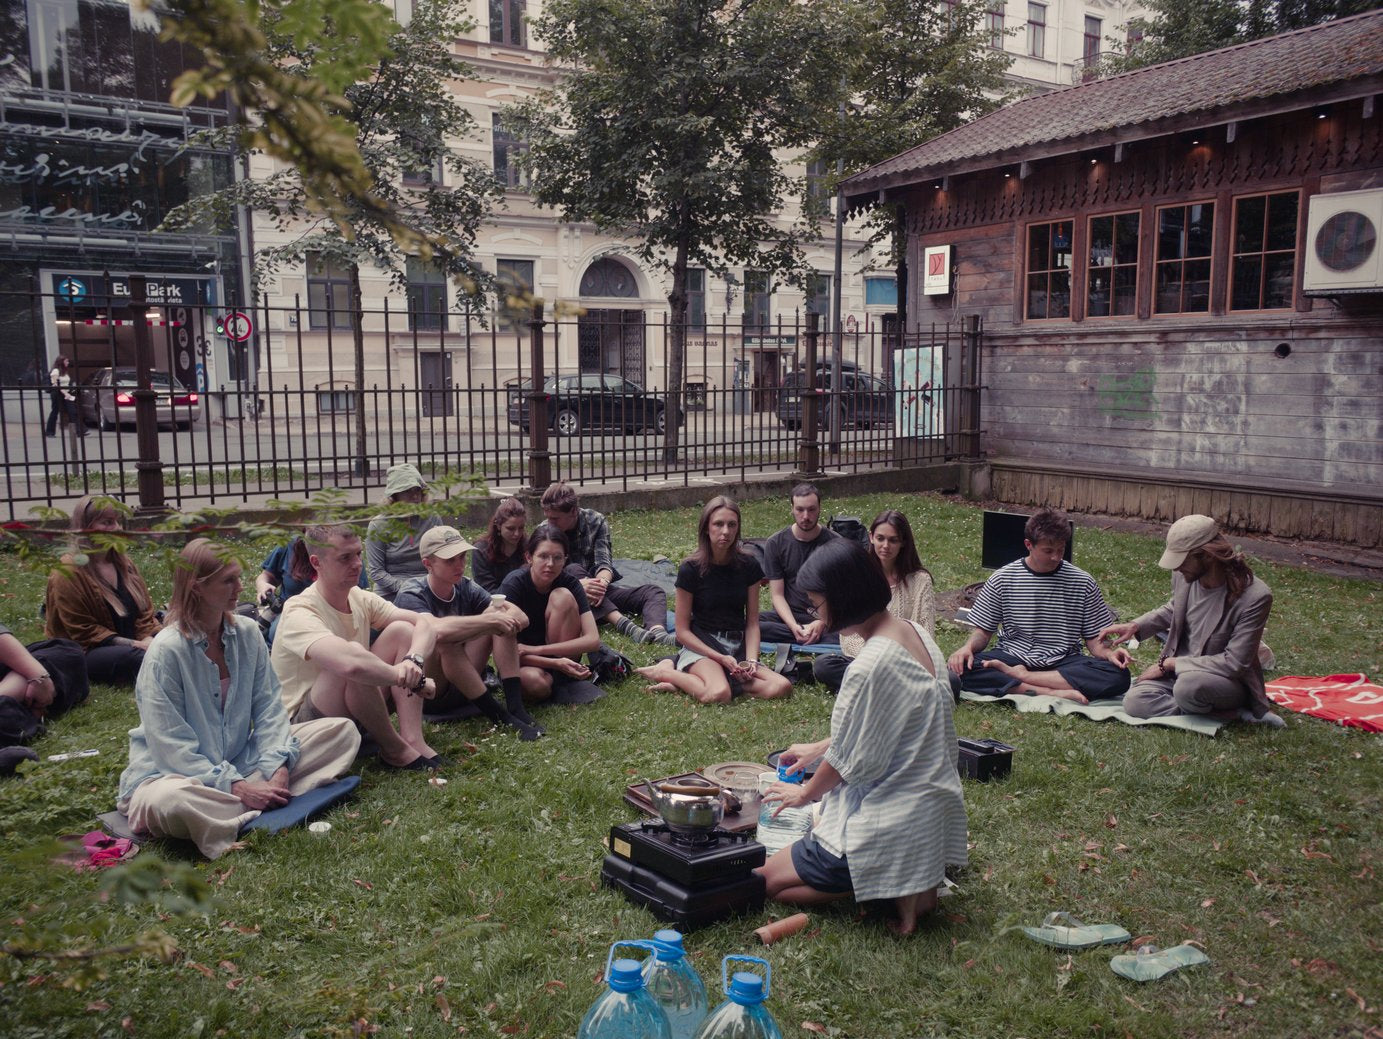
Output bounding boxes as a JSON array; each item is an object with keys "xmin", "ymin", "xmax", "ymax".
[
  {"xmin": 1111, "ymin": 943, "xmax": 1210, "ymax": 982},
  {"xmin": 1021, "ymin": 911, "xmax": 1132, "ymax": 950}
]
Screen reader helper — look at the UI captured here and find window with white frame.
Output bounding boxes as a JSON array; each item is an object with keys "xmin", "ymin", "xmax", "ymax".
[
  {"xmin": 489, "ymin": 0, "xmax": 525, "ymax": 47},
  {"xmin": 1026, "ymin": 2, "xmax": 1046, "ymax": 57}
]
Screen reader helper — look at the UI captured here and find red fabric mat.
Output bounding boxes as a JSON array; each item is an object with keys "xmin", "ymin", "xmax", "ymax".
[{"xmin": 1265, "ymin": 674, "xmax": 1383, "ymax": 732}]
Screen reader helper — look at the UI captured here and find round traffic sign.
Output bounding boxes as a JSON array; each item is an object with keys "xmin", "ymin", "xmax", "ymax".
[{"xmin": 223, "ymin": 311, "xmax": 253, "ymax": 342}]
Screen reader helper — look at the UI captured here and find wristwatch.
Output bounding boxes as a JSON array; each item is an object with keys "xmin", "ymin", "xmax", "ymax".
[{"xmin": 403, "ymin": 652, "xmax": 426, "ymax": 670}]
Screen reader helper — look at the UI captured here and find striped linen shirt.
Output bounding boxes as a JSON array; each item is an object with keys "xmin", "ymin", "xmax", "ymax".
[
  {"xmin": 968, "ymin": 558, "xmax": 1116, "ymax": 667},
  {"xmin": 814, "ymin": 623, "xmax": 968, "ymax": 902}
]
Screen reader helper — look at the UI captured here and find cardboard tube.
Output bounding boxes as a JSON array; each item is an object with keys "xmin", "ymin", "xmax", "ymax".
[{"xmin": 754, "ymin": 913, "xmax": 810, "ymax": 945}]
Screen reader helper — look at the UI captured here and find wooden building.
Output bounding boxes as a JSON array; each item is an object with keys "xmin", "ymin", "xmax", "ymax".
[{"xmin": 844, "ymin": 12, "xmax": 1383, "ymax": 549}]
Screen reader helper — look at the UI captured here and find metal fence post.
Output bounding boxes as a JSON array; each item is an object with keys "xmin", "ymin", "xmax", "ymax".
[
  {"xmin": 797, "ymin": 310, "xmax": 822, "ymax": 478},
  {"xmin": 127, "ymin": 276, "xmax": 165, "ymax": 513},
  {"xmin": 961, "ymin": 314, "xmax": 983, "ymax": 460},
  {"xmin": 525, "ymin": 301, "xmax": 551, "ymax": 492}
]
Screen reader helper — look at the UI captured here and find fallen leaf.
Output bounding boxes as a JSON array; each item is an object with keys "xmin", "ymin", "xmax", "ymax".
[
  {"xmin": 1105, "ymin": 814, "xmax": 1118, "ymax": 829},
  {"xmin": 1303, "ymin": 958, "xmax": 1338, "ymax": 974},
  {"xmin": 475, "ymin": 913, "xmax": 492, "ymax": 922},
  {"xmin": 1346, "ymin": 989, "xmax": 1370, "ymax": 1012},
  {"xmin": 436, "ymin": 995, "xmax": 452, "ymax": 1022},
  {"xmin": 225, "ymin": 978, "xmax": 243, "ymax": 991},
  {"xmin": 1301, "ymin": 846, "xmax": 1333, "ymax": 861},
  {"xmin": 544, "ymin": 981, "xmax": 567, "ymax": 993},
  {"xmin": 346, "ymin": 811, "xmax": 361, "ymax": 819},
  {"xmin": 1084, "ymin": 840, "xmax": 1103, "ymax": 851},
  {"xmin": 86, "ymin": 1001, "xmax": 112, "ymax": 1012},
  {"xmin": 945, "ymin": 912, "xmax": 968, "ymax": 924},
  {"xmin": 1113, "ymin": 843, "xmax": 1131, "ymax": 853},
  {"xmin": 963, "ymin": 958, "xmax": 976, "ymax": 970},
  {"xmin": 1042, "ymin": 873, "xmax": 1056, "ymax": 886},
  {"xmin": 1258, "ymin": 911, "xmax": 1280, "ymax": 928},
  {"xmin": 187, "ymin": 961, "xmax": 215, "ymax": 979},
  {"xmin": 982, "ymin": 866, "xmax": 994, "ymax": 882},
  {"xmin": 353, "ymin": 879, "xmax": 374, "ymax": 890},
  {"xmin": 382, "ymin": 818, "xmax": 397, "ymax": 827},
  {"xmin": 1245, "ymin": 869, "xmax": 1263, "ymax": 887},
  {"xmin": 802, "ymin": 1023, "xmax": 828, "ymax": 1034},
  {"xmin": 1201, "ymin": 898, "xmax": 1215, "ymax": 908},
  {"xmin": 1123, "ymin": 994, "xmax": 1150, "ymax": 1013},
  {"xmin": 219, "ymin": 961, "xmax": 238, "ymax": 974},
  {"xmin": 122, "ymin": 1017, "xmax": 134, "ymax": 1034},
  {"xmin": 498, "ymin": 1020, "xmax": 527, "ymax": 1034}
]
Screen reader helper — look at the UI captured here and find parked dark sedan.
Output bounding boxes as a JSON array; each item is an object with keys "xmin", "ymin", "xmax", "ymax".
[
  {"xmin": 776, "ymin": 362, "xmax": 894, "ymax": 430},
  {"xmin": 507, "ymin": 374, "xmax": 681, "ymax": 436},
  {"xmin": 78, "ymin": 368, "xmax": 201, "ymax": 430}
]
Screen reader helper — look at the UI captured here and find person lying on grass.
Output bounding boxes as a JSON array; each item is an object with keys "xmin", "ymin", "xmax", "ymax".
[
  {"xmin": 498, "ymin": 524, "xmax": 603, "ymax": 709},
  {"xmin": 946, "ymin": 508, "xmax": 1131, "ymax": 704},
  {"xmin": 757, "ymin": 539, "xmax": 967, "ymax": 936},
  {"xmin": 636, "ymin": 495, "xmax": 792, "ymax": 703},
  {"xmin": 270, "ymin": 523, "xmax": 445, "ymax": 771},
  {"xmin": 118, "ymin": 539, "xmax": 359, "ymax": 859}
]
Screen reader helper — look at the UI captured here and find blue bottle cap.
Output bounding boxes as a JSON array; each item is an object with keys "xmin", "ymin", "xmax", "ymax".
[
  {"xmin": 651, "ymin": 929, "xmax": 685, "ymax": 960},
  {"xmin": 607, "ymin": 958, "xmax": 646, "ymax": 993},
  {"xmin": 726, "ymin": 971, "xmax": 765, "ymax": 1005},
  {"xmin": 777, "ymin": 764, "xmax": 804, "ymax": 784}
]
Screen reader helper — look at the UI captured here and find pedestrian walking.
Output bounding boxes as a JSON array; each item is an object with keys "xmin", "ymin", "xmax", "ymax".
[{"xmin": 44, "ymin": 356, "xmax": 84, "ymax": 438}]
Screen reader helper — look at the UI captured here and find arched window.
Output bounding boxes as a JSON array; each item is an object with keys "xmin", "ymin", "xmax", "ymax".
[{"xmin": 579, "ymin": 257, "xmax": 639, "ymax": 297}]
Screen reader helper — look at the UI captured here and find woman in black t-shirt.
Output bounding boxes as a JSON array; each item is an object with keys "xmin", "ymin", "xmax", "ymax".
[
  {"xmin": 498, "ymin": 524, "xmax": 602, "ymax": 706},
  {"xmin": 636, "ymin": 496, "xmax": 792, "ymax": 704}
]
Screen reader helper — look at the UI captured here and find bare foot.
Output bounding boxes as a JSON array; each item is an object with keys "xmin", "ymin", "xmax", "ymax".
[
  {"xmin": 645, "ymin": 681, "xmax": 678, "ymax": 693},
  {"xmin": 635, "ymin": 663, "xmax": 675, "ymax": 682},
  {"xmin": 887, "ymin": 888, "xmax": 940, "ymax": 935},
  {"xmin": 1046, "ymin": 688, "xmax": 1089, "ymax": 705},
  {"xmin": 981, "ymin": 659, "xmax": 1028, "ymax": 681}
]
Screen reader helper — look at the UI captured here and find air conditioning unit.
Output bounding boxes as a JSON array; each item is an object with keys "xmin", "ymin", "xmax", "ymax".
[{"xmin": 1302, "ymin": 187, "xmax": 1383, "ymax": 294}]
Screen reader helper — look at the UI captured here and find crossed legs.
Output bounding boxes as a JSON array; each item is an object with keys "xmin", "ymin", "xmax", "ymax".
[{"xmin": 637, "ymin": 657, "xmax": 792, "ymax": 704}]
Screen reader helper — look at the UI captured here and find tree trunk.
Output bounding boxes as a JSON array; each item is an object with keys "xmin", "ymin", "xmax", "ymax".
[
  {"xmin": 663, "ymin": 236, "xmax": 690, "ymax": 466},
  {"xmin": 351, "ymin": 264, "xmax": 368, "ymax": 478}
]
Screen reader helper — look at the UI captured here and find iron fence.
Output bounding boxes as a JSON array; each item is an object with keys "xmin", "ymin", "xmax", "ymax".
[{"xmin": 0, "ymin": 281, "xmax": 983, "ymax": 521}]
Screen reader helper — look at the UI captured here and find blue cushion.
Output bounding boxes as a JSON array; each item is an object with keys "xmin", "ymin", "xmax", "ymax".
[{"xmin": 240, "ymin": 775, "xmax": 361, "ymax": 834}]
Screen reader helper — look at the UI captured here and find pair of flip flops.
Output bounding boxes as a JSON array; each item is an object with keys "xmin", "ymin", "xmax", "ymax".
[{"xmin": 1022, "ymin": 912, "xmax": 1210, "ymax": 982}]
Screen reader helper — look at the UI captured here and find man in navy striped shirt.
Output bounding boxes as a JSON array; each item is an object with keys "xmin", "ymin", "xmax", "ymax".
[{"xmin": 946, "ymin": 510, "xmax": 1131, "ymax": 704}]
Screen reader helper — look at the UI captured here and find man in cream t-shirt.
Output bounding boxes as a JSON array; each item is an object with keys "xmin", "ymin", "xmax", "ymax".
[{"xmin": 271, "ymin": 523, "xmax": 445, "ymax": 771}]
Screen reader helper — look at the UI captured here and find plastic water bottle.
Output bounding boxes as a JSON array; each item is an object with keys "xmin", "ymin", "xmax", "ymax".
[
  {"xmin": 577, "ymin": 943, "xmax": 672, "ymax": 1039},
  {"xmin": 642, "ymin": 929, "xmax": 708, "ymax": 1039},
  {"xmin": 691, "ymin": 956, "xmax": 783, "ymax": 1039},
  {"xmin": 754, "ymin": 765, "xmax": 813, "ymax": 856}
]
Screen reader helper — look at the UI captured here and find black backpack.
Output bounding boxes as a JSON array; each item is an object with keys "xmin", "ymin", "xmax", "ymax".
[{"xmin": 829, "ymin": 515, "xmax": 869, "ymax": 548}]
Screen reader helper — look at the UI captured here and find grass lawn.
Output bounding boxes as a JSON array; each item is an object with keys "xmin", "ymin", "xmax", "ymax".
[{"xmin": 1, "ymin": 490, "xmax": 1379, "ymax": 1038}]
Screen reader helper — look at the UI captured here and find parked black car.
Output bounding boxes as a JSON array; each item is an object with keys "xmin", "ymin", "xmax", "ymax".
[
  {"xmin": 507, "ymin": 374, "xmax": 682, "ymax": 436},
  {"xmin": 776, "ymin": 361, "xmax": 894, "ymax": 430}
]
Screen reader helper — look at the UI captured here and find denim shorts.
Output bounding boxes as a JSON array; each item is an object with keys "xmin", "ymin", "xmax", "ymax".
[
  {"xmin": 675, "ymin": 629, "xmax": 746, "ymax": 673},
  {"xmin": 790, "ymin": 831, "xmax": 854, "ymax": 894}
]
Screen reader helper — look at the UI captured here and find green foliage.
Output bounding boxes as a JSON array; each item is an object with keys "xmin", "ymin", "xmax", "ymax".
[
  {"xmin": 161, "ymin": 0, "xmax": 500, "ymax": 296},
  {"xmin": 513, "ymin": 0, "xmax": 851, "ymax": 462},
  {"xmin": 1109, "ymin": 0, "xmax": 1375, "ymax": 70}
]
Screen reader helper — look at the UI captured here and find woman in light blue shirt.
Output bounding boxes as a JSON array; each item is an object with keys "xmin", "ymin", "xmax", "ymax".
[{"xmin": 117, "ymin": 539, "xmax": 360, "ymax": 859}]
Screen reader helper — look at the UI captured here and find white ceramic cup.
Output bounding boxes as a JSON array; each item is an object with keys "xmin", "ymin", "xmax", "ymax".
[{"xmin": 490, "ymin": 594, "xmax": 507, "ymax": 608}]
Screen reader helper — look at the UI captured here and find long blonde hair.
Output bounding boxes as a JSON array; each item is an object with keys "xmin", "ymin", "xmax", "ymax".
[{"xmin": 167, "ymin": 538, "xmax": 239, "ymax": 638}]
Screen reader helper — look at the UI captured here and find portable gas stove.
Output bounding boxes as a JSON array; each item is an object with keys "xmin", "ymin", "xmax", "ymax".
[{"xmin": 601, "ymin": 821, "xmax": 766, "ymax": 931}]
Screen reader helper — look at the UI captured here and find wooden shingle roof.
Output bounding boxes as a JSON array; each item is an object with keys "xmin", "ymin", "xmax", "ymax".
[{"xmin": 843, "ymin": 9, "xmax": 1383, "ymax": 201}]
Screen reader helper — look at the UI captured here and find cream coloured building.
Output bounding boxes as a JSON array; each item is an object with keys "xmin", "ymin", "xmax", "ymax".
[{"xmin": 250, "ymin": 0, "xmax": 1143, "ymax": 414}]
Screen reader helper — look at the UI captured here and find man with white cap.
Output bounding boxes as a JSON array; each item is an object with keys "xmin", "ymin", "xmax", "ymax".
[
  {"xmin": 365, "ymin": 463, "xmax": 441, "ymax": 601},
  {"xmin": 1100, "ymin": 515, "xmax": 1280, "ymax": 725},
  {"xmin": 394, "ymin": 527, "xmax": 543, "ymax": 741}
]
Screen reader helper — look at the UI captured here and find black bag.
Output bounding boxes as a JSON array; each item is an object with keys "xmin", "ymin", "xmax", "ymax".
[
  {"xmin": 587, "ymin": 645, "xmax": 634, "ymax": 685},
  {"xmin": 0, "ymin": 698, "xmax": 44, "ymax": 748},
  {"xmin": 829, "ymin": 515, "xmax": 869, "ymax": 548}
]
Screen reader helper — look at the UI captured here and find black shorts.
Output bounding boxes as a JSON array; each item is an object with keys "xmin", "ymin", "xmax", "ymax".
[{"xmin": 789, "ymin": 831, "xmax": 853, "ymax": 894}]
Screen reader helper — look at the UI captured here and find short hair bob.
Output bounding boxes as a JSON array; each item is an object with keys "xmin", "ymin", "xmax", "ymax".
[
  {"xmin": 525, "ymin": 522, "xmax": 571, "ymax": 560},
  {"xmin": 796, "ymin": 538, "xmax": 891, "ymax": 633},
  {"xmin": 1024, "ymin": 508, "xmax": 1073, "ymax": 546},
  {"xmin": 540, "ymin": 481, "xmax": 579, "ymax": 513}
]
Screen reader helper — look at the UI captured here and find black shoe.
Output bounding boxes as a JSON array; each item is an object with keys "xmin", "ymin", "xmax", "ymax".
[
  {"xmin": 505, "ymin": 714, "xmax": 544, "ymax": 741},
  {"xmin": 381, "ymin": 754, "xmax": 433, "ymax": 772},
  {"xmin": 425, "ymin": 753, "xmax": 453, "ymax": 768}
]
